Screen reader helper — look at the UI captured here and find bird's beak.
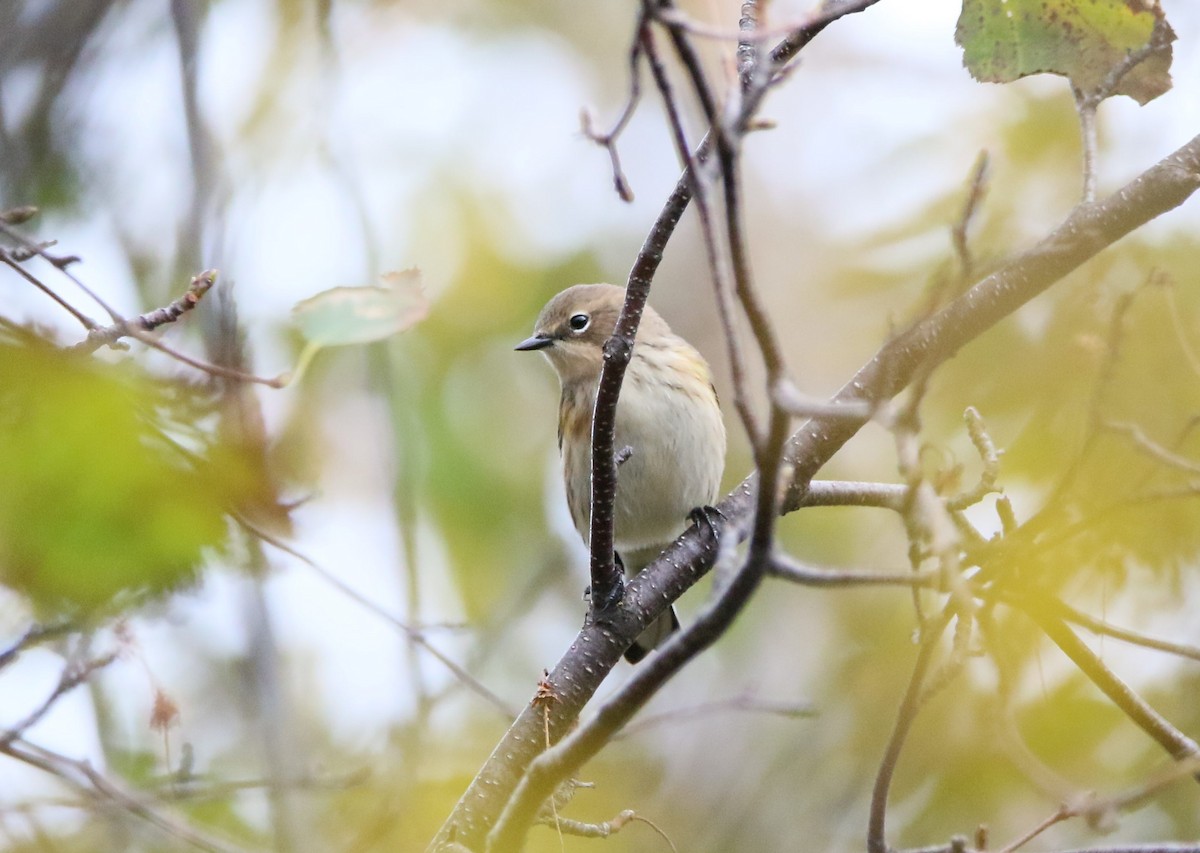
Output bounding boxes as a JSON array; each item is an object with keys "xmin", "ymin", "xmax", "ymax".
[{"xmin": 515, "ymin": 333, "xmax": 554, "ymax": 352}]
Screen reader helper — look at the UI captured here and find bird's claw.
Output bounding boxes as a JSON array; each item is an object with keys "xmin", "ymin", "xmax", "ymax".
[
  {"xmin": 688, "ymin": 505, "xmax": 724, "ymax": 545},
  {"xmin": 584, "ymin": 552, "xmax": 626, "ymax": 615}
]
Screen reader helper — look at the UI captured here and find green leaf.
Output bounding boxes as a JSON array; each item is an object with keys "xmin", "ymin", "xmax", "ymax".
[
  {"xmin": 0, "ymin": 346, "xmax": 229, "ymax": 612},
  {"xmin": 292, "ymin": 268, "xmax": 428, "ymax": 347},
  {"xmin": 956, "ymin": 0, "xmax": 1175, "ymax": 104}
]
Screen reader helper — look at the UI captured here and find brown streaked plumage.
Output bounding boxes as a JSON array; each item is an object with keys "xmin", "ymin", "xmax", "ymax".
[{"xmin": 517, "ymin": 284, "xmax": 726, "ymax": 662}]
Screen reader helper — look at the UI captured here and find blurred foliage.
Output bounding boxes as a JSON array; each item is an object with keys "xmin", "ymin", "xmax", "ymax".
[{"xmin": 0, "ymin": 343, "xmax": 230, "ymax": 612}]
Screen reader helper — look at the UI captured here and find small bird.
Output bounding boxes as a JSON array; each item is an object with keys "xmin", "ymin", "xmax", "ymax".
[{"xmin": 516, "ymin": 284, "xmax": 726, "ymax": 662}]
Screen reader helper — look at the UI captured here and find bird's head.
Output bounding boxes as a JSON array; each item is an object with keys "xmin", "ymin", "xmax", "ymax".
[{"xmin": 516, "ymin": 283, "xmax": 666, "ymax": 385}]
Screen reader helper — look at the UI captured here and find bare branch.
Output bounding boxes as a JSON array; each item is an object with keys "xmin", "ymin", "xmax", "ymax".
[
  {"xmin": 782, "ymin": 133, "xmax": 1200, "ymax": 513},
  {"xmin": 70, "ymin": 269, "xmax": 218, "ymax": 354},
  {"xmin": 768, "ymin": 552, "xmax": 938, "ymax": 588},
  {"xmin": 240, "ymin": 513, "xmax": 518, "ymax": 720},
  {"xmin": 580, "ymin": 16, "xmax": 644, "ymax": 203},
  {"xmin": 618, "ymin": 693, "xmax": 815, "ymax": 737},
  {"xmin": 0, "ymin": 219, "xmax": 123, "ymax": 323},
  {"xmin": 1105, "ymin": 420, "xmax": 1200, "ymax": 477},
  {"xmin": 0, "ymin": 652, "xmax": 118, "ymax": 749},
  {"xmin": 774, "ymin": 379, "xmax": 874, "ymax": 421},
  {"xmin": 1074, "ymin": 84, "xmax": 1100, "ymax": 204},
  {"xmin": 0, "ymin": 246, "xmax": 97, "ymax": 330},
  {"xmin": 539, "ymin": 808, "xmax": 678, "ymax": 850},
  {"xmin": 0, "ymin": 621, "xmax": 74, "ymax": 671},
  {"xmin": 1021, "ymin": 598, "xmax": 1200, "ymax": 773},
  {"xmin": 134, "ymin": 331, "xmax": 288, "ymax": 387},
  {"xmin": 997, "ymin": 756, "xmax": 1200, "ymax": 853},
  {"xmin": 1, "ymin": 737, "xmax": 253, "ymax": 853},
  {"xmin": 951, "ymin": 150, "xmax": 990, "ymax": 281},
  {"xmin": 640, "ymin": 12, "xmax": 758, "ymax": 443},
  {"xmin": 799, "ymin": 479, "xmax": 908, "ymax": 510},
  {"xmin": 1045, "ymin": 596, "xmax": 1200, "ymax": 663},
  {"xmin": 1072, "ymin": 17, "xmax": 1175, "ymax": 204},
  {"xmin": 868, "ymin": 612, "xmax": 953, "ymax": 853}
]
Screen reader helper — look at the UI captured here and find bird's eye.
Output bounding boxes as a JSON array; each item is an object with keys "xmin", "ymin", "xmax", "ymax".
[{"xmin": 568, "ymin": 313, "xmax": 590, "ymax": 332}]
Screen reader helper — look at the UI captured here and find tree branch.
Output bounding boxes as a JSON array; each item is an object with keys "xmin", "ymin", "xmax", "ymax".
[
  {"xmin": 1, "ymin": 737, "xmax": 252, "ymax": 853},
  {"xmin": 70, "ymin": 269, "xmax": 217, "ymax": 354},
  {"xmin": 868, "ymin": 612, "xmax": 953, "ymax": 853},
  {"xmin": 1019, "ymin": 597, "xmax": 1200, "ymax": 772}
]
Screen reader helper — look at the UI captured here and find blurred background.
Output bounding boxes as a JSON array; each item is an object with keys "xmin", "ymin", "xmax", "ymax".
[{"xmin": 3, "ymin": 0, "xmax": 1200, "ymax": 850}]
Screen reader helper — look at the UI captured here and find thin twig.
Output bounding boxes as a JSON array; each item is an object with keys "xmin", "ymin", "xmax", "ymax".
[
  {"xmin": 0, "ymin": 737, "xmax": 252, "ymax": 853},
  {"xmin": 997, "ymin": 755, "xmax": 1200, "ymax": 853},
  {"xmin": 1043, "ymin": 596, "xmax": 1200, "ymax": 663},
  {"xmin": 950, "ymin": 150, "xmax": 990, "ymax": 282},
  {"xmin": 136, "ymin": 330, "xmax": 287, "ymax": 386},
  {"xmin": 867, "ymin": 611, "xmax": 953, "ymax": 853},
  {"xmin": 1020, "ymin": 598, "xmax": 1200, "ymax": 772},
  {"xmin": 618, "ymin": 693, "xmax": 815, "ymax": 737},
  {"xmin": 70, "ymin": 269, "xmax": 218, "ymax": 354},
  {"xmin": 0, "ymin": 219, "xmax": 123, "ymax": 322},
  {"xmin": 1160, "ymin": 275, "xmax": 1200, "ymax": 380},
  {"xmin": 580, "ymin": 16, "xmax": 644, "ymax": 203},
  {"xmin": 1074, "ymin": 85, "xmax": 1100, "ymax": 204},
  {"xmin": 239, "ymin": 514, "xmax": 518, "ymax": 719},
  {"xmin": 997, "ymin": 803, "xmax": 1071, "ymax": 853},
  {"xmin": 736, "ymin": 0, "xmax": 760, "ymax": 87},
  {"xmin": 773, "ymin": 380, "xmax": 874, "ymax": 421},
  {"xmin": 0, "ymin": 622, "xmax": 75, "ymax": 670},
  {"xmin": 1071, "ymin": 17, "xmax": 1174, "ymax": 204},
  {"xmin": 0, "ymin": 247, "xmax": 96, "ymax": 330},
  {"xmin": 150, "ymin": 768, "xmax": 370, "ymax": 800},
  {"xmin": 640, "ymin": 13, "xmax": 757, "ymax": 443},
  {"xmin": 653, "ymin": 4, "xmax": 867, "ymax": 46},
  {"xmin": 798, "ymin": 479, "xmax": 908, "ymax": 511},
  {"xmin": 0, "ymin": 652, "xmax": 118, "ymax": 748},
  {"xmin": 1105, "ymin": 420, "xmax": 1200, "ymax": 477},
  {"xmin": 538, "ymin": 809, "xmax": 678, "ymax": 851},
  {"xmin": 768, "ymin": 553, "xmax": 939, "ymax": 588}
]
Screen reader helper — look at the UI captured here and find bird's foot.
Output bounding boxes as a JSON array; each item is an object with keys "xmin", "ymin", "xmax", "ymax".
[
  {"xmin": 584, "ymin": 552, "xmax": 626, "ymax": 615},
  {"xmin": 688, "ymin": 505, "xmax": 724, "ymax": 546}
]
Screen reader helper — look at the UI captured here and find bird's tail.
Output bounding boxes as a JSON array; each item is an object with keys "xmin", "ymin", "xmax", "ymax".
[
  {"xmin": 624, "ymin": 605, "xmax": 679, "ymax": 663},
  {"xmin": 619, "ymin": 544, "xmax": 681, "ymax": 663}
]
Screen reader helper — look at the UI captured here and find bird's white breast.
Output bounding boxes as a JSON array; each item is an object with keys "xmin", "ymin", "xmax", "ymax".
[{"xmin": 562, "ymin": 337, "xmax": 725, "ymax": 569}]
